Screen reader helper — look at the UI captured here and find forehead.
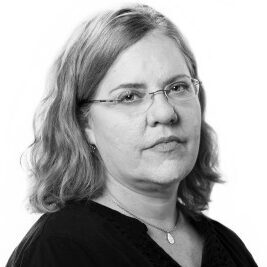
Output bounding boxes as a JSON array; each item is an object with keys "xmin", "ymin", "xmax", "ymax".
[{"xmin": 97, "ymin": 31, "xmax": 190, "ymax": 95}]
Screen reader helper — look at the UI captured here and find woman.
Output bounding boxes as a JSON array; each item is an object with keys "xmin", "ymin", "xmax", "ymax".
[{"xmin": 7, "ymin": 4, "xmax": 257, "ymax": 267}]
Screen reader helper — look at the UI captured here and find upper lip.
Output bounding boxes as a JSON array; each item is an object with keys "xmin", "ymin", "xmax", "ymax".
[{"xmin": 145, "ymin": 136, "xmax": 185, "ymax": 149}]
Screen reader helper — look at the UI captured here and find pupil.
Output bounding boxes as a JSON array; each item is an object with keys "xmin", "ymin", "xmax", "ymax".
[
  {"xmin": 126, "ymin": 94, "xmax": 133, "ymax": 100},
  {"xmin": 173, "ymin": 85, "xmax": 181, "ymax": 91}
]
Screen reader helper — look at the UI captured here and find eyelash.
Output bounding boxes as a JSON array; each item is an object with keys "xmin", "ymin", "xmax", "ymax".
[
  {"xmin": 114, "ymin": 81, "xmax": 191, "ymax": 103},
  {"xmin": 116, "ymin": 90, "xmax": 143, "ymax": 102},
  {"xmin": 169, "ymin": 82, "xmax": 190, "ymax": 92}
]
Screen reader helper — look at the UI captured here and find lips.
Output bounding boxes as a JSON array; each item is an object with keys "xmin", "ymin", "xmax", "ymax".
[
  {"xmin": 145, "ymin": 136, "xmax": 185, "ymax": 150},
  {"xmin": 150, "ymin": 141, "xmax": 181, "ymax": 152}
]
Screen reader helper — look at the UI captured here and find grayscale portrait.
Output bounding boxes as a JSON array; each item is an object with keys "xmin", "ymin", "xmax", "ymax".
[{"xmin": 3, "ymin": 2, "xmax": 265, "ymax": 266}]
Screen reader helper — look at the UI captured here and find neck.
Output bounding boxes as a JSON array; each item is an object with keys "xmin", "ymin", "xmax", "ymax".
[{"xmin": 97, "ymin": 174, "xmax": 180, "ymax": 229}]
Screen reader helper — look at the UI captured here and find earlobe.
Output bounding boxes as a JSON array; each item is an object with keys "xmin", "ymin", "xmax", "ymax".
[{"xmin": 85, "ymin": 123, "xmax": 96, "ymax": 145}]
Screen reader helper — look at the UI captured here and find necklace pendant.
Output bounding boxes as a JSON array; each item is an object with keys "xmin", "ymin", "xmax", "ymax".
[{"xmin": 167, "ymin": 232, "xmax": 175, "ymax": 244}]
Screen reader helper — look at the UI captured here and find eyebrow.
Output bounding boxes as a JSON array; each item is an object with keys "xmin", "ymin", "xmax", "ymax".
[{"xmin": 109, "ymin": 74, "xmax": 190, "ymax": 94}]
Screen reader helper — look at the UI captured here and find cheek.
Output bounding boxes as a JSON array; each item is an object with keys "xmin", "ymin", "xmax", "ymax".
[
  {"xmin": 93, "ymin": 110, "xmax": 143, "ymax": 154},
  {"xmin": 189, "ymin": 104, "xmax": 202, "ymax": 155},
  {"xmin": 93, "ymin": 113, "xmax": 146, "ymax": 172},
  {"xmin": 179, "ymin": 101, "xmax": 201, "ymax": 136},
  {"xmin": 180, "ymin": 105, "xmax": 201, "ymax": 163}
]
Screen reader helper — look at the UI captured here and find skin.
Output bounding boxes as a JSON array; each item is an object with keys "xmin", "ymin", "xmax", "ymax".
[
  {"xmin": 86, "ymin": 30, "xmax": 203, "ymax": 266},
  {"xmin": 87, "ymin": 30, "xmax": 201, "ymax": 192}
]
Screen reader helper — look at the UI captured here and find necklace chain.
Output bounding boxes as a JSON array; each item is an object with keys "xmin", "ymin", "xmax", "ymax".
[{"xmin": 108, "ymin": 191, "xmax": 179, "ymax": 244}]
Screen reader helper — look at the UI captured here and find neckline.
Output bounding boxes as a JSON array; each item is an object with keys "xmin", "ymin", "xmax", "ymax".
[
  {"xmin": 71, "ymin": 198, "xmax": 206, "ymax": 231},
  {"xmin": 66, "ymin": 199, "xmax": 234, "ymax": 266},
  {"xmin": 86, "ymin": 200, "xmax": 183, "ymax": 266},
  {"xmin": 78, "ymin": 199, "xmax": 149, "ymax": 233}
]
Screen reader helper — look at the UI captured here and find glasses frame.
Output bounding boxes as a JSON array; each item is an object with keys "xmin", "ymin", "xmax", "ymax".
[{"xmin": 88, "ymin": 77, "xmax": 201, "ymax": 104}]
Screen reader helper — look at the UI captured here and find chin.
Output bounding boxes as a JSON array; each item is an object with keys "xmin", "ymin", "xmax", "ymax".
[
  {"xmin": 145, "ymin": 168, "xmax": 188, "ymax": 186},
  {"xmin": 155, "ymin": 174, "xmax": 184, "ymax": 185},
  {"xmin": 151, "ymin": 160, "xmax": 193, "ymax": 181}
]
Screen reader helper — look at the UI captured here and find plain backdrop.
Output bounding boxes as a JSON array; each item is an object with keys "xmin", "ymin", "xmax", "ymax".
[{"xmin": 1, "ymin": 0, "xmax": 266, "ymax": 266}]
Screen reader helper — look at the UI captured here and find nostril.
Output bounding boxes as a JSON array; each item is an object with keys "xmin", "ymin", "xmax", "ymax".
[
  {"xmin": 146, "ymin": 95, "xmax": 179, "ymax": 127},
  {"xmin": 170, "ymin": 111, "xmax": 178, "ymax": 125}
]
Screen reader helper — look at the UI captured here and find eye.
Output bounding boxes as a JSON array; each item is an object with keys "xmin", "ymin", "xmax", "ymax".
[
  {"xmin": 116, "ymin": 90, "xmax": 144, "ymax": 103},
  {"xmin": 169, "ymin": 81, "xmax": 191, "ymax": 93}
]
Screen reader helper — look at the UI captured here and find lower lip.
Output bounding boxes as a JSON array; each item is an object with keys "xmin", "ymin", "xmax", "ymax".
[{"xmin": 149, "ymin": 141, "xmax": 183, "ymax": 152}]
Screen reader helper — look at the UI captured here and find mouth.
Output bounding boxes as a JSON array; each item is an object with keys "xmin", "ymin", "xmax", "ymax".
[
  {"xmin": 145, "ymin": 136, "xmax": 186, "ymax": 152},
  {"xmin": 150, "ymin": 141, "xmax": 182, "ymax": 152}
]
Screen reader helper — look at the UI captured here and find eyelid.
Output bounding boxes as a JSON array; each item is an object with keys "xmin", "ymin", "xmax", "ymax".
[
  {"xmin": 116, "ymin": 88, "xmax": 145, "ymax": 96},
  {"xmin": 110, "ymin": 74, "xmax": 190, "ymax": 93},
  {"xmin": 118, "ymin": 87, "xmax": 146, "ymax": 92},
  {"xmin": 167, "ymin": 80, "xmax": 189, "ymax": 88},
  {"xmin": 171, "ymin": 78, "xmax": 190, "ymax": 84},
  {"xmin": 114, "ymin": 89, "xmax": 144, "ymax": 100},
  {"xmin": 111, "ymin": 76, "xmax": 192, "ymax": 97}
]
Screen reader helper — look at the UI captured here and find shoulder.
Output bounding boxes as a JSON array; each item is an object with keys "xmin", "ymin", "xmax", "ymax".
[
  {"xmin": 15, "ymin": 200, "xmax": 105, "ymax": 243},
  {"xmin": 203, "ymin": 216, "xmax": 258, "ymax": 266},
  {"xmin": 206, "ymin": 217, "xmax": 251, "ymax": 250},
  {"xmin": 6, "ymin": 200, "xmax": 106, "ymax": 267},
  {"xmin": 40, "ymin": 200, "xmax": 104, "ymax": 238},
  {"xmin": 207, "ymin": 217, "xmax": 245, "ymax": 242}
]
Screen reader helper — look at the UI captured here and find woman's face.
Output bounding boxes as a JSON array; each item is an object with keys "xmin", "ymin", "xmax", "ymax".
[{"xmin": 87, "ymin": 30, "xmax": 201, "ymax": 192}]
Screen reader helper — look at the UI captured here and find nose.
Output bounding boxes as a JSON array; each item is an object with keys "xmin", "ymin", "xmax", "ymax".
[{"xmin": 146, "ymin": 93, "xmax": 179, "ymax": 127}]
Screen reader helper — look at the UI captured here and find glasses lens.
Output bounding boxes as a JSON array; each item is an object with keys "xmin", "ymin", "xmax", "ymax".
[
  {"xmin": 111, "ymin": 98, "xmax": 150, "ymax": 115},
  {"xmin": 166, "ymin": 78, "xmax": 198, "ymax": 102},
  {"xmin": 111, "ymin": 78, "xmax": 199, "ymax": 114}
]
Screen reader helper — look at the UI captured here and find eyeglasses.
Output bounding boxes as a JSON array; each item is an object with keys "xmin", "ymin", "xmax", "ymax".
[{"xmin": 88, "ymin": 75, "xmax": 200, "ymax": 114}]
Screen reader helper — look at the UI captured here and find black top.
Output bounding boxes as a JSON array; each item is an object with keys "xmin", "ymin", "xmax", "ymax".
[{"xmin": 7, "ymin": 200, "xmax": 257, "ymax": 267}]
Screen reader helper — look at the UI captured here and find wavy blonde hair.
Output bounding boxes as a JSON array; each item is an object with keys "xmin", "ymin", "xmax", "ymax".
[{"xmin": 27, "ymin": 4, "xmax": 221, "ymax": 213}]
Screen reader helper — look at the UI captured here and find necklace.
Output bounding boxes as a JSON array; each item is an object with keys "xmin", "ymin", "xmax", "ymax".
[{"xmin": 108, "ymin": 192, "xmax": 179, "ymax": 245}]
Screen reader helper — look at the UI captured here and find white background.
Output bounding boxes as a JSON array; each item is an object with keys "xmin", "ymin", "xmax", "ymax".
[{"xmin": 0, "ymin": 0, "xmax": 266, "ymax": 266}]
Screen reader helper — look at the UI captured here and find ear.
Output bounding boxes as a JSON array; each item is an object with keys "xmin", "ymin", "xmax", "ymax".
[{"xmin": 85, "ymin": 118, "xmax": 96, "ymax": 145}]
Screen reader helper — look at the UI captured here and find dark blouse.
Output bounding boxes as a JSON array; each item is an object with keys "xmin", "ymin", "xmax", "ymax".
[{"xmin": 6, "ymin": 200, "xmax": 258, "ymax": 267}]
